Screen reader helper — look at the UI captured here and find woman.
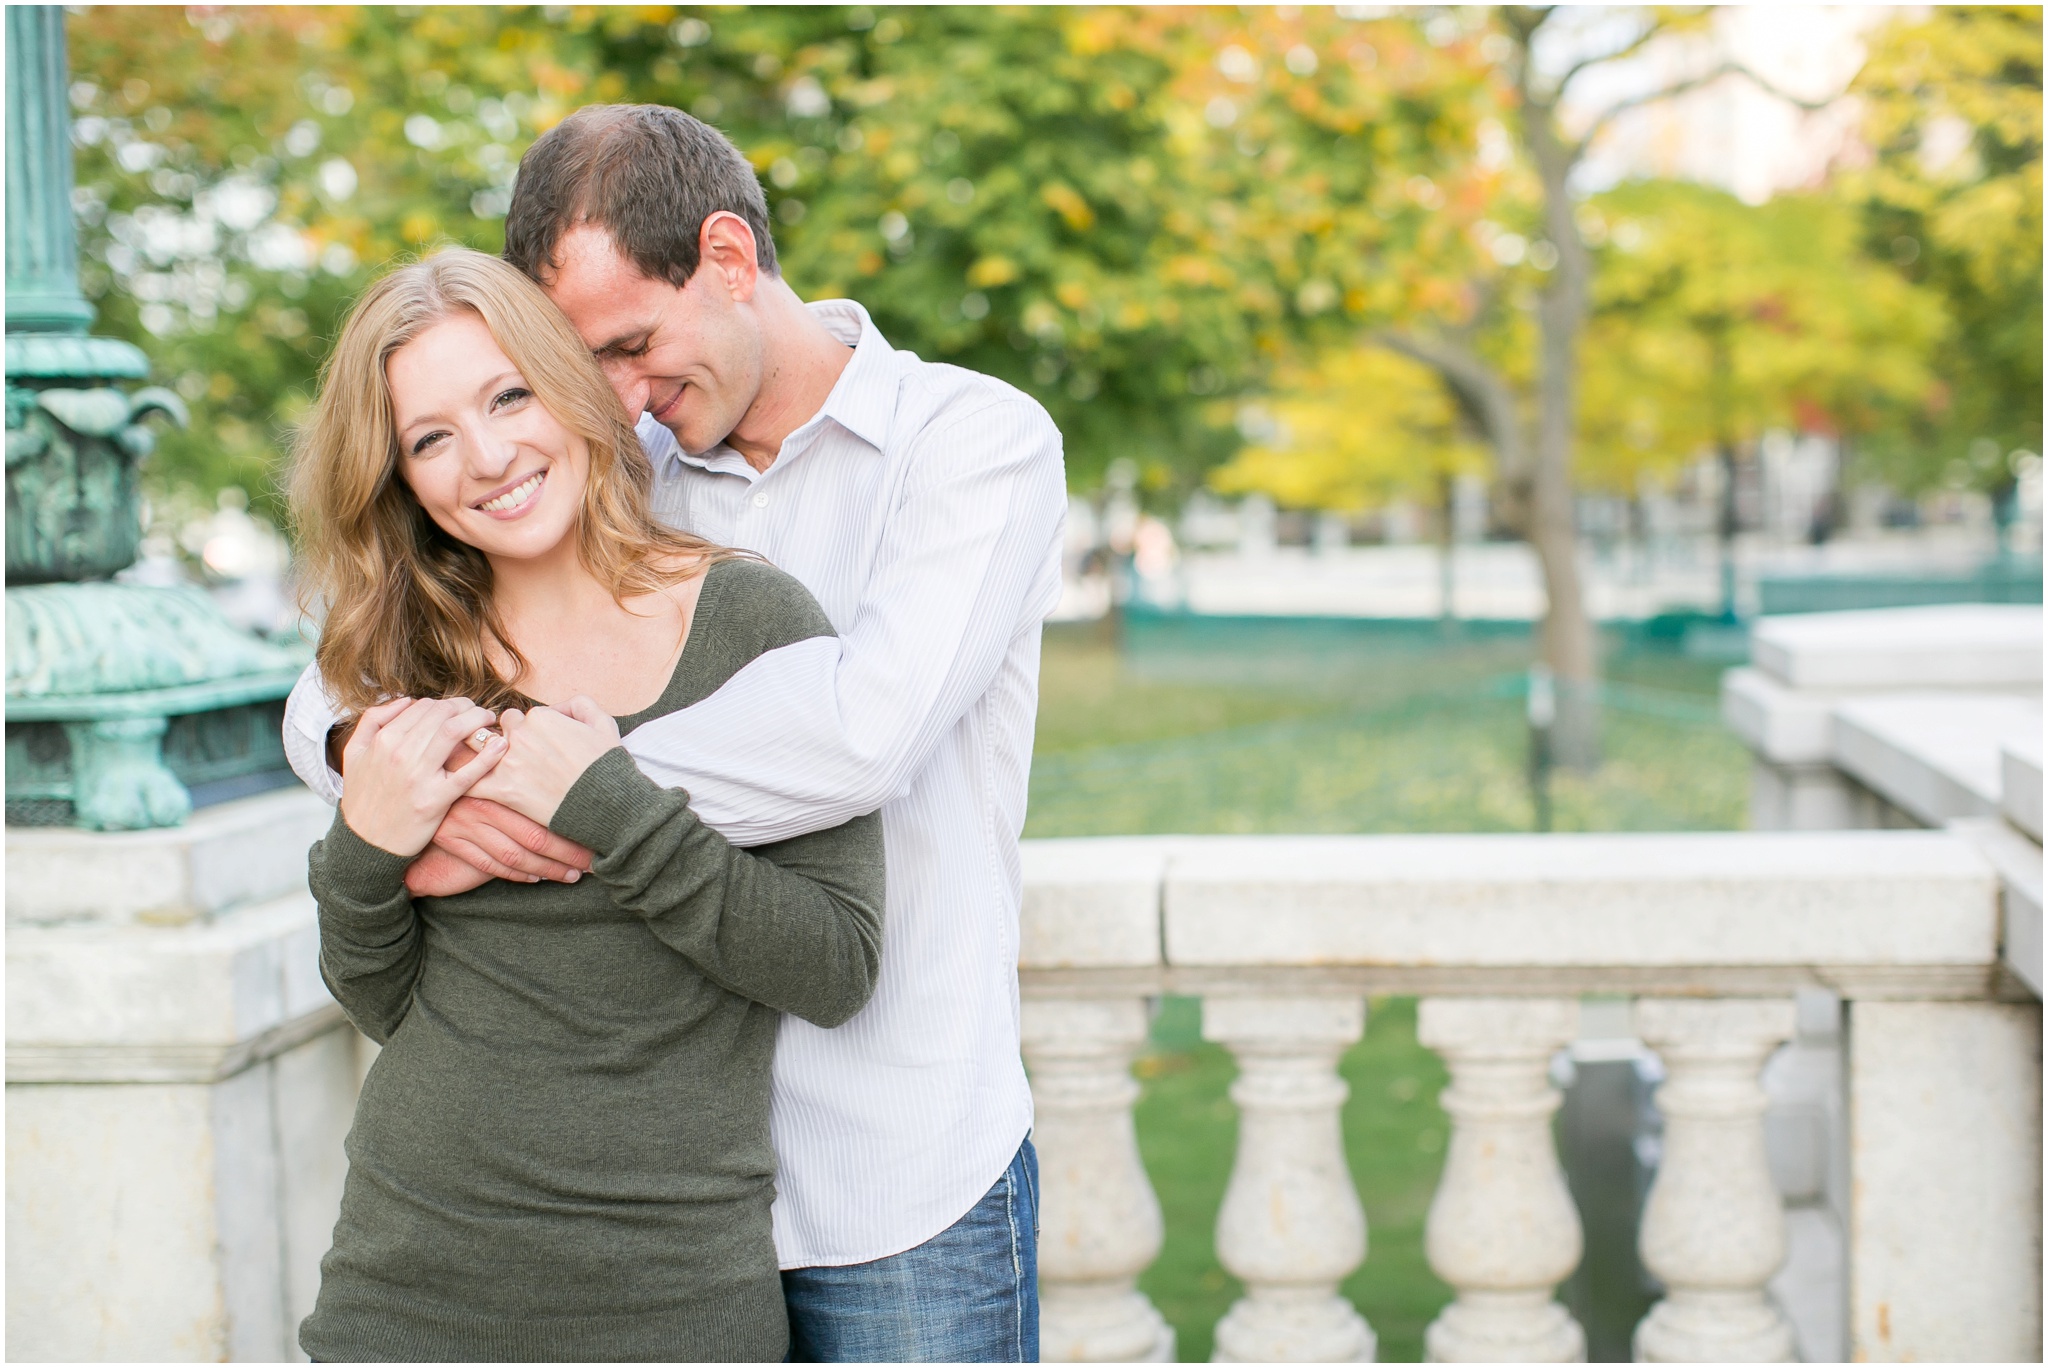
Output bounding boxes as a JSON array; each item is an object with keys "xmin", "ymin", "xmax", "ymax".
[{"xmin": 290, "ymin": 248, "xmax": 883, "ymax": 1362}]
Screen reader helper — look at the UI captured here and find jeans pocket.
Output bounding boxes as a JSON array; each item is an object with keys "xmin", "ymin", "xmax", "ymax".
[{"xmin": 1018, "ymin": 1135, "xmax": 1040, "ymax": 1238}]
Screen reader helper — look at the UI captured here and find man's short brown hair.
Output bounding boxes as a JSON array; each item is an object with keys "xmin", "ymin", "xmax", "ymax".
[{"xmin": 502, "ymin": 104, "xmax": 778, "ymax": 288}]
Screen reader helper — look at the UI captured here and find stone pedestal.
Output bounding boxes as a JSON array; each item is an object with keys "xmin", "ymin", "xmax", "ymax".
[
  {"xmin": 1723, "ymin": 605, "xmax": 2043, "ymax": 836},
  {"xmin": 2002, "ymin": 737, "xmax": 2042, "ymax": 842},
  {"xmin": 1848, "ymin": 1000, "xmax": 2043, "ymax": 1362},
  {"xmin": 6, "ymin": 787, "xmax": 358, "ymax": 1361}
]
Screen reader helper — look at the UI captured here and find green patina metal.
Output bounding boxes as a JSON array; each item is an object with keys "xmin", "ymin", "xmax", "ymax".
[
  {"xmin": 8, "ymin": 383, "xmax": 187, "ymax": 581},
  {"xmin": 4, "ymin": 7, "xmax": 303, "ymax": 830}
]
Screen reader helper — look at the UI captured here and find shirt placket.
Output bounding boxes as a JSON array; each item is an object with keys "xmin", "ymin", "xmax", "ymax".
[{"xmin": 735, "ymin": 428, "xmax": 821, "ymax": 560}]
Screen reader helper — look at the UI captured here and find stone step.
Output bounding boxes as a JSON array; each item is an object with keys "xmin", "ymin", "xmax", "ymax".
[{"xmin": 6, "ymin": 784, "xmax": 329, "ymax": 927}]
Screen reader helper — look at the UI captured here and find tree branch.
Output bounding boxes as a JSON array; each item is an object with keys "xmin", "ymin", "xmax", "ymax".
[
  {"xmin": 1448, "ymin": 277, "xmax": 1500, "ymax": 347},
  {"xmin": 1551, "ymin": 20, "xmax": 1663, "ymax": 99},
  {"xmin": 1371, "ymin": 328, "xmax": 1530, "ymax": 505},
  {"xmin": 1500, "ymin": 6, "xmax": 1554, "ymax": 45},
  {"xmin": 1570, "ymin": 60, "xmax": 1844, "ymax": 161}
]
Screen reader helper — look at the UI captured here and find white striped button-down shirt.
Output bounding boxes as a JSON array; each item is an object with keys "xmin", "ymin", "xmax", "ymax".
[{"xmin": 283, "ymin": 300, "xmax": 1066, "ymax": 1268}]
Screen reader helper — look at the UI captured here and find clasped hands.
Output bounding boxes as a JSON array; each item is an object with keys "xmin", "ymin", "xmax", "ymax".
[{"xmin": 336, "ymin": 695, "xmax": 614, "ymax": 894}]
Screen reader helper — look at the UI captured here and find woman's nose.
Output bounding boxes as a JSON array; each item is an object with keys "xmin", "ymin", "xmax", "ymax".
[{"xmin": 465, "ymin": 424, "xmax": 519, "ymax": 478}]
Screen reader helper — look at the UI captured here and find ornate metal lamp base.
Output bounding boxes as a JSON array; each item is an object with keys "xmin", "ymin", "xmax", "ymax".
[
  {"xmin": 6, "ymin": 582, "xmax": 307, "ymax": 829},
  {"xmin": 4, "ymin": 6, "xmax": 308, "ymax": 831}
]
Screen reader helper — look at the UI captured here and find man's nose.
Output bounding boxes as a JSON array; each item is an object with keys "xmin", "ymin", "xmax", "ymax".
[{"xmin": 596, "ymin": 357, "xmax": 644, "ymax": 416}]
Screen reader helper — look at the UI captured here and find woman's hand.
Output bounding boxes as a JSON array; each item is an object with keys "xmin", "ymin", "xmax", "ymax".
[
  {"xmin": 338, "ymin": 697, "xmax": 507, "ymax": 857},
  {"xmin": 466, "ymin": 695, "xmax": 622, "ymax": 827}
]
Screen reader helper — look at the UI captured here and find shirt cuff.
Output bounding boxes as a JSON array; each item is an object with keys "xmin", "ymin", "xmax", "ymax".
[
  {"xmin": 551, "ymin": 747, "xmax": 667, "ymax": 856},
  {"xmin": 282, "ymin": 661, "xmax": 348, "ymax": 807},
  {"xmin": 313, "ymin": 808, "xmax": 415, "ymax": 903}
]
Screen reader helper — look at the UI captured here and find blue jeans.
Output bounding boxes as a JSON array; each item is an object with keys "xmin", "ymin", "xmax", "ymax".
[{"xmin": 783, "ymin": 1136, "xmax": 1039, "ymax": 1362}]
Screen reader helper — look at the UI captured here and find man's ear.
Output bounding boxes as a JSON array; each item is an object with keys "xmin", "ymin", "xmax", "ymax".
[{"xmin": 699, "ymin": 211, "xmax": 761, "ymax": 303}]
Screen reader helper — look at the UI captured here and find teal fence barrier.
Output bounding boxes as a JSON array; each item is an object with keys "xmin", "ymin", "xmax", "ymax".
[
  {"xmin": 1756, "ymin": 558, "xmax": 2042, "ymax": 615},
  {"xmin": 1118, "ymin": 606, "xmax": 1745, "ymax": 674}
]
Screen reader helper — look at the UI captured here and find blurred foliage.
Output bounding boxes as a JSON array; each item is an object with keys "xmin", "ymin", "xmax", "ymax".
[
  {"xmin": 1844, "ymin": 4, "xmax": 2043, "ymax": 499},
  {"xmin": 67, "ymin": 6, "xmax": 560, "ymax": 518},
  {"xmin": 1209, "ymin": 347, "xmax": 1490, "ymax": 512},
  {"xmin": 62, "ymin": 5, "xmax": 2039, "ymax": 525},
  {"xmin": 65, "ymin": 5, "xmax": 1495, "ymax": 508},
  {"xmin": 1577, "ymin": 182, "xmax": 1945, "ymax": 494}
]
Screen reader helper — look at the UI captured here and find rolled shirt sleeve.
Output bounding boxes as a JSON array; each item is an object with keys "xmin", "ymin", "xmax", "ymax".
[
  {"xmin": 283, "ymin": 660, "xmax": 347, "ymax": 806},
  {"xmin": 620, "ymin": 398, "xmax": 1066, "ymax": 847}
]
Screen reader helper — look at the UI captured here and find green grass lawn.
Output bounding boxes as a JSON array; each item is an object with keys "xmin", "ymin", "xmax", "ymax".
[{"xmin": 1027, "ymin": 618, "xmax": 1749, "ymax": 1360}]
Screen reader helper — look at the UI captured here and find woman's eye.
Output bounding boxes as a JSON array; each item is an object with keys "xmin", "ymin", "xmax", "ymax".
[
  {"xmin": 409, "ymin": 431, "xmax": 447, "ymax": 456},
  {"xmin": 492, "ymin": 387, "xmax": 532, "ymax": 410}
]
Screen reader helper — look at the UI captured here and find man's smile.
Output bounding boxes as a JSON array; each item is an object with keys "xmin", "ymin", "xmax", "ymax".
[{"xmin": 650, "ymin": 383, "xmax": 687, "ymax": 423}]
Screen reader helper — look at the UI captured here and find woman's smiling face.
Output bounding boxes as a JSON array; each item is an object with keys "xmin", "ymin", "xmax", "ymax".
[{"xmin": 387, "ymin": 310, "xmax": 588, "ymax": 562}]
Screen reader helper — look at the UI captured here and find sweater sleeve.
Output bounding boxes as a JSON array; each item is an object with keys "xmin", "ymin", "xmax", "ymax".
[
  {"xmin": 307, "ymin": 810, "xmax": 422, "ymax": 1045},
  {"xmin": 550, "ymin": 747, "xmax": 884, "ymax": 1029}
]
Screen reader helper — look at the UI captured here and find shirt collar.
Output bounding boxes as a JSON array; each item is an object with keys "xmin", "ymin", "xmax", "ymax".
[
  {"xmin": 643, "ymin": 298, "xmax": 896, "ymax": 479},
  {"xmin": 802, "ymin": 298, "xmax": 896, "ymax": 453}
]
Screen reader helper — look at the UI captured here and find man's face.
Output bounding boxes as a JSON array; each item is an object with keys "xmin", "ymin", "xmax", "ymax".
[{"xmin": 543, "ymin": 224, "xmax": 764, "ymax": 457}]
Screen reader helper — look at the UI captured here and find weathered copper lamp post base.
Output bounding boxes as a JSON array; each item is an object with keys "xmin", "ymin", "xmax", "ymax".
[{"xmin": 4, "ymin": 6, "xmax": 304, "ymax": 829}]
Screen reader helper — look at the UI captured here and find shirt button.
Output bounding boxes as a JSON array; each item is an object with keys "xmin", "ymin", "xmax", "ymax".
[{"xmin": 752, "ymin": 492, "xmax": 770, "ymax": 509}]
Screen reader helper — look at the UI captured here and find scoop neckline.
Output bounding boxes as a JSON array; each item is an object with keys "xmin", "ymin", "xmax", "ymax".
[{"xmin": 613, "ymin": 557, "xmax": 737, "ymax": 734}]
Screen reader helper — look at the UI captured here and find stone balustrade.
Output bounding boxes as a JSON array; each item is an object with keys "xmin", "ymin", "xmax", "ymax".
[{"xmin": 1019, "ymin": 831, "xmax": 2042, "ymax": 1363}]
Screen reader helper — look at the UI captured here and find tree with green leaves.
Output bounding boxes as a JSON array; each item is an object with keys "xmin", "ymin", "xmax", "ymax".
[
  {"xmin": 1580, "ymin": 181, "xmax": 1946, "ymax": 613},
  {"xmin": 1843, "ymin": 4, "xmax": 2042, "ymax": 524},
  {"xmin": 65, "ymin": 6, "xmax": 1486, "ymax": 508}
]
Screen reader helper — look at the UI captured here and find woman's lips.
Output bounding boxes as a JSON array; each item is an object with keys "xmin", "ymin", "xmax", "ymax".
[{"xmin": 474, "ymin": 469, "xmax": 546, "ymax": 517}]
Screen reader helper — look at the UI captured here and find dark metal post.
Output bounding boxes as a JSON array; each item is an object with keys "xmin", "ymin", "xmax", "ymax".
[{"xmin": 1527, "ymin": 662, "xmax": 1555, "ymax": 832}]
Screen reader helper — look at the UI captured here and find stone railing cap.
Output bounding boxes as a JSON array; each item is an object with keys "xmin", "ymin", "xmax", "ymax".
[
  {"xmin": 1751, "ymin": 604, "xmax": 2042, "ymax": 691},
  {"xmin": 1020, "ymin": 831, "xmax": 2003, "ymax": 977}
]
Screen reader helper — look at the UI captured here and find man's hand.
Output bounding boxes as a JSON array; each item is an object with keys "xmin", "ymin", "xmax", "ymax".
[{"xmin": 412, "ymin": 794, "xmax": 594, "ymax": 890}]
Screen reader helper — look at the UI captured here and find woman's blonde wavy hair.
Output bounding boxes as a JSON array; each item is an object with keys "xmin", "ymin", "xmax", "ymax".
[{"xmin": 290, "ymin": 247, "xmax": 731, "ymax": 715}]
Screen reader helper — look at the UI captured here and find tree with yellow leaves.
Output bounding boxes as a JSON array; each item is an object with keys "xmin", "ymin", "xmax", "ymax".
[{"xmin": 1211, "ymin": 347, "xmax": 1490, "ymax": 618}]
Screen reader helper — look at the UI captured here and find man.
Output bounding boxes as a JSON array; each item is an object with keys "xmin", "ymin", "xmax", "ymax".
[{"xmin": 282, "ymin": 104, "xmax": 1065, "ymax": 1362}]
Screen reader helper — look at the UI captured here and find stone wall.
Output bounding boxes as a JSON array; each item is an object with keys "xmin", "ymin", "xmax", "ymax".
[{"xmin": 6, "ymin": 787, "xmax": 357, "ymax": 1362}]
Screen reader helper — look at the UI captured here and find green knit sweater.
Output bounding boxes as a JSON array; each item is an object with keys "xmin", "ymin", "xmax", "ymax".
[{"xmin": 299, "ymin": 559, "xmax": 884, "ymax": 1363}]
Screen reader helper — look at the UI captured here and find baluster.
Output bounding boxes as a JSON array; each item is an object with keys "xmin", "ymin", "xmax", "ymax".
[
  {"xmin": 1021, "ymin": 996, "xmax": 1176, "ymax": 1363},
  {"xmin": 1417, "ymin": 998, "xmax": 1587, "ymax": 1362},
  {"xmin": 1205, "ymin": 995, "xmax": 1376, "ymax": 1362},
  {"xmin": 1633, "ymin": 999, "xmax": 1797, "ymax": 1363}
]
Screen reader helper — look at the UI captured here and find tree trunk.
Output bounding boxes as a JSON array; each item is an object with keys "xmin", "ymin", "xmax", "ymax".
[
  {"xmin": 1523, "ymin": 89, "xmax": 1601, "ymax": 770},
  {"xmin": 1709, "ymin": 320, "xmax": 1738, "ymax": 620}
]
